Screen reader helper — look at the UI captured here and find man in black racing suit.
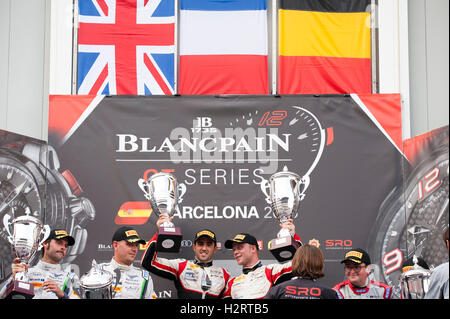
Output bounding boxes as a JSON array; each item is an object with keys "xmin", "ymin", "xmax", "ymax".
[{"xmin": 140, "ymin": 215, "xmax": 230, "ymax": 299}]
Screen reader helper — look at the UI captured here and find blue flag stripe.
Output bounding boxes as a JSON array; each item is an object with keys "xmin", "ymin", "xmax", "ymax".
[
  {"xmin": 77, "ymin": 52, "xmax": 100, "ymax": 89},
  {"xmin": 181, "ymin": 0, "xmax": 266, "ymax": 11}
]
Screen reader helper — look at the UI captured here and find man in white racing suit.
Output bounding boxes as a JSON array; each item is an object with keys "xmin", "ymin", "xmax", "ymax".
[
  {"xmin": 223, "ymin": 220, "xmax": 302, "ymax": 299},
  {"xmin": 98, "ymin": 226, "xmax": 157, "ymax": 299},
  {"xmin": 0, "ymin": 228, "xmax": 79, "ymax": 299}
]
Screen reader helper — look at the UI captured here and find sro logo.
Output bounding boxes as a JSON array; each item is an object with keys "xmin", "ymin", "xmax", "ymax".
[
  {"xmin": 325, "ymin": 239, "xmax": 353, "ymax": 247},
  {"xmin": 286, "ymin": 286, "xmax": 322, "ymax": 297}
]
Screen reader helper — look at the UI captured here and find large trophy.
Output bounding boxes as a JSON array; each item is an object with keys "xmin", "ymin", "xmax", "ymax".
[
  {"xmin": 399, "ymin": 255, "xmax": 432, "ymax": 299},
  {"xmin": 398, "ymin": 227, "xmax": 433, "ymax": 299},
  {"xmin": 138, "ymin": 172, "xmax": 183, "ymax": 252},
  {"xmin": 262, "ymin": 166, "xmax": 309, "ymax": 262},
  {"xmin": 2, "ymin": 213, "xmax": 50, "ymax": 299},
  {"xmin": 75, "ymin": 260, "xmax": 120, "ymax": 299}
]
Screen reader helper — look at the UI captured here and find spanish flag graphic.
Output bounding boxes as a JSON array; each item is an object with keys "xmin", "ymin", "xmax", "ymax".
[
  {"xmin": 114, "ymin": 201, "xmax": 153, "ymax": 225},
  {"xmin": 279, "ymin": 0, "xmax": 372, "ymax": 94}
]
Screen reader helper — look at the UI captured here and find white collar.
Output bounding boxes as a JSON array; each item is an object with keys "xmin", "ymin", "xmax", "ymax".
[
  {"xmin": 37, "ymin": 260, "xmax": 62, "ymax": 270},
  {"xmin": 110, "ymin": 257, "xmax": 133, "ymax": 271}
]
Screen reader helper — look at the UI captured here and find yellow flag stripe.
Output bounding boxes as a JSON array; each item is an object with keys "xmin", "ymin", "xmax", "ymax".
[{"xmin": 279, "ymin": 9, "xmax": 371, "ymax": 58}]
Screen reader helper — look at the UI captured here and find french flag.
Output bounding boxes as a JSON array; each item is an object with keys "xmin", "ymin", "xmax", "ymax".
[{"xmin": 179, "ymin": 0, "xmax": 268, "ymax": 95}]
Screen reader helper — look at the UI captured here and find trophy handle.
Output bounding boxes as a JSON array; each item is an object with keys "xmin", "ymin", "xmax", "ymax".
[
  {"xmin": 178, "ymin": 183, "xmax": 187, "ymax": 204},
  {"xmin": 2, "ymin": 214, "xmax": 13, "ymax": 244},
  {"xmin": 259, "ymin": 179, "xmax": 271, "ymax": 205},
  {"xmin": 138, "ymin": 178, "xmax": 151, "ymax": 200},
  {"xmin": 38, "ymin": 225, "xmax": 51, "ymax": 250},
  {"xmin": 297, "ymin": 175, "xmax": 310, "ymax": 201}
]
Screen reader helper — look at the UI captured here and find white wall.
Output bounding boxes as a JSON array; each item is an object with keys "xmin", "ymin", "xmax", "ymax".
[
  {"xmin": 49, "ymin": 0, "xmax": 75, "ymax": 95},
  {"xmin": 408, "ymin": 0, "xmax": 449, "ymax": 136},
  {"xmin": 377, "ymin": 0, "xmax": 411, "ymax": 138},
  {"xmin": 0, "ymin": 0, "xmax": 50, "ymax": 140}
]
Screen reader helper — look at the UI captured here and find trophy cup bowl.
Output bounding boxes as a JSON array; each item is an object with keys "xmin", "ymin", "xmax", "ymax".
[
  {"xmin": 76, "ymin": 260, "xmax": 118, "ymax": 299},
  {"xmin": 266, "ymin": 168, "xmax": 308, "ymax": 262},
  {"xmin": 140, "ymin": 172, "xmax": 182, "ymax": 252},
  {"xmin": 2, "ymin": 214, "xmax": 50, "ymax": 299},
  {"xmin": 399, "ymin": 256, "xmax": 432, "ymax": 299}
]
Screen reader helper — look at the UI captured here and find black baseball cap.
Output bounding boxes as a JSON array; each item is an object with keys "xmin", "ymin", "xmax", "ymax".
[
  {"xmin": 341, "ymin": 248, "xmax": 371, "ymax": 265},
  {"xmin": 402, "ymin": 256, "xmax": 429, "ymax": 272},
  {"xmin": 112, "ymin": 226, "xmax": 146, "ymax": 245},
  {"xmin": 225, "ymin": 233, "xmax": 259, "ymax": 250},
  {"xmin": 46, "ymin": 229, "xmax": 75, "ymax": 246},
  {"xmin": 194, "ymin": 229, "xmax": 217, "ymax": 244}
]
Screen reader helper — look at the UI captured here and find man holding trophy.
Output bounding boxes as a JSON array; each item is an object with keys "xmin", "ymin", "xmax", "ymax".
[
  {"xmin": 0, "ymin": 228, "xmax": 80, "ymax": 299},
  {"xmin": 97, "ymin": 226, "xmax": 157, "ymax": 299},
  {"xmin": 223, "ymin": 220, "xmax": 301, "ymax": 299},
  {"xmin": 141, "ymin": 215, "xmax": 231, "ymax": 298},
  {"xmin": 223, "ymin": 167, "xmax": 305, "ymax": 299},
  {"xmin": 139, "ymin": 172, "xmax": 231, "ymax": 299}
]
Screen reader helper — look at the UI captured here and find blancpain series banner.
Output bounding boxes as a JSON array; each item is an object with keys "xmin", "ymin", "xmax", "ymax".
[
  {"xmin": 1, "ymin": 98, "xmax": 446, "ymax": 299},
  {"xmin": 41, "ymin": 94, "xmax": 409, "ymax": 298}
]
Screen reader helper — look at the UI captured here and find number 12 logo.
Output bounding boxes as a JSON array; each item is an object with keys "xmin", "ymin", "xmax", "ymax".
[
  {"xmin": 258, "ymin": 111, "xmax": 287, "ymax": 126},
  {"xmin": 417, "ymin": 167, "xmax": 441, "ymax": 201}
]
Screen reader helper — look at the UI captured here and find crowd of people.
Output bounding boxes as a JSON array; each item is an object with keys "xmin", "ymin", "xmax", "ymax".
[{"xmin": 1, "ymin": 215, "xmax": 448, "ymax": 300}]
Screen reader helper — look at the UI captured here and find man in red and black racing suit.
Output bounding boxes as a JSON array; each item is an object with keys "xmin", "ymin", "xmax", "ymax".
[
  {"xmin": 140, "ymin": 215, "xmax": 230, "ymax": 299},
  {"xmin": 223, "ymin": 220, "xmax": 302, "ymax": 299}
]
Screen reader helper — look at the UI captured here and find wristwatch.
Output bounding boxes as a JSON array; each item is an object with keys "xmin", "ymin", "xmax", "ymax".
[
  {"xmin": 0, "ymin": 140, "xmax": 95, "ymax": 281},
  {"xmin": 367, "ymin": 136, "xmax": 449, "ymax": 297}
]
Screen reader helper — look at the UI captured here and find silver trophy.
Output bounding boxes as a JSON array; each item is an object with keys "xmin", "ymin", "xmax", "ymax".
[
  {"xmin": 138, "ymin": 172, "xmax": 183, "ymax": 252},
  {"xmin": 399, "ymin": 255, "xmax": 432, "ymax": 299},
  {"xmin": 75, "ymin": 260, "xmax": 120, "ymax": 299},
  {"xmin": 399, "ymin": 227, "xmax": 433, "ymax": 299},
  {"xmin": 2, "ymin": 213, "xmax": 50, "ymax": 299},
  {"xmin": 262, "ymin": 166, "xmax": 309, "ymax": 262}
]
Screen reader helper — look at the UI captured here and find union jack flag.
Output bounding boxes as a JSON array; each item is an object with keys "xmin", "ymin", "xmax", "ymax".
[{"xmin": 77, "ymin": 0, "xmax": 175, "ymax": 95}]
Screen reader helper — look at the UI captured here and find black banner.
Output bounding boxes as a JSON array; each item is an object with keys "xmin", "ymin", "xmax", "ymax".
[{"xmin": 44, "ymin": 95, "xmax": 406, "ymax": 298}]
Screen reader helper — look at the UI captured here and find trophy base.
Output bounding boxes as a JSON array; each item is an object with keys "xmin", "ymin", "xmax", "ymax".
[
  {"xmin": 269, "ymin": 236, "xmax": 300, "ymax": 262},
  {"xmin": 5, "ymin": 280, "xmax": 35, "ymax": 299},
  {"xmin": 157, "ymin": 226, "xmax": 183, "ymax": 253}
]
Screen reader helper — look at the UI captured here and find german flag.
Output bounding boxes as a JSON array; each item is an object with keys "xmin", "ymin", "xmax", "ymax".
[{"xmin": 279, "ymin": 0, "xmax": 372, "ymax": 94}]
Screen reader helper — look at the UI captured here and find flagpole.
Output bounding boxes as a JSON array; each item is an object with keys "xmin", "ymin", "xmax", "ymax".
[
  {"xmin": 370, "ymin": 0, "xmax": 379, "ymax": 93},
  {"xmin": 272, "ymin": 0, "xmax": 277, "ymax": 95},
  {"xmin": 174, "ymin": 0, "xmax": 179, "ymax": 95},
  {"xmin": 72, "ymin": 0, "xmax": 79, "ymax": 94}
]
